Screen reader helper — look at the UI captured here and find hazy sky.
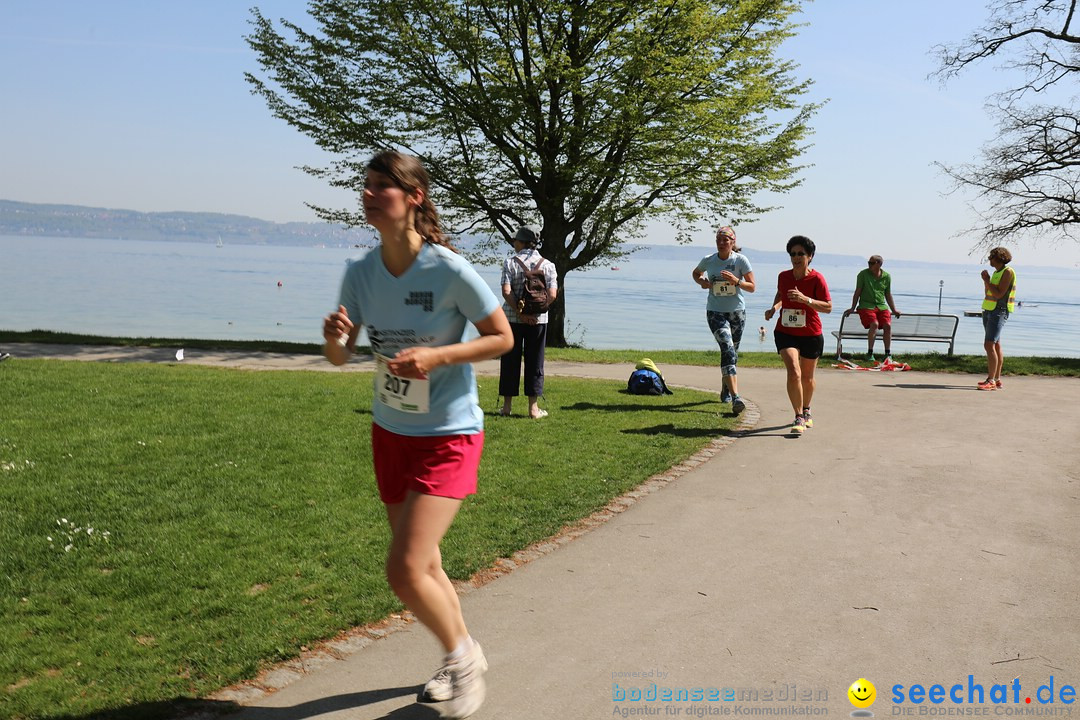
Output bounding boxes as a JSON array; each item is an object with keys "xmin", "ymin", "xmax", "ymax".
[{"xmin": 3, "ymin": 1, "xmax": 1079, "ymax": 268}]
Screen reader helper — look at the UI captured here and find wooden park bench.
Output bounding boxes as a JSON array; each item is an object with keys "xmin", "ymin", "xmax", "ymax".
[{"xmin": 831, "ymin": 311, "xmax": 960, "ymax": 359}]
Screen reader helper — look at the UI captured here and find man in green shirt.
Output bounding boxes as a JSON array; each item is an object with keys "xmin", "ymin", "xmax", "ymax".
[{"xmin": 848, "ymin": 255, "xmax": 901, "ymax": 363}]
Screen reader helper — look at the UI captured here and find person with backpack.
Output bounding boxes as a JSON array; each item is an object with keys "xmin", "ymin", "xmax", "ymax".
[{"xmin": 497, "ymin": 224, "xmax": 558, "ymax": 419}]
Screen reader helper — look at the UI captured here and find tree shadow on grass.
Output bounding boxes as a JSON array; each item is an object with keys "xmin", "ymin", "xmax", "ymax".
[
  {"xmin": 562, "ymin": 399, "xmax": 717, "ymax": 414},
  {"xmin": 621, "ymin": 424, "xmax": 723, "ymax": 438},
  {"xmin": 43, "ymin": 684, "xmax": 427, "ymax": 720}
]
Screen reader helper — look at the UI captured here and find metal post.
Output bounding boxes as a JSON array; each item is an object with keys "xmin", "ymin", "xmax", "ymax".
[{"xmin": 938, "ymin": 280, "xmax": 944, "ymax": 314}]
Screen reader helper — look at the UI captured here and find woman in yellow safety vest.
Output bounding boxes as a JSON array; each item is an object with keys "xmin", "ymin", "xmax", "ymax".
[{"xmin": 978, "ymin": 247, "xmax": 1017, "ymax": 391}]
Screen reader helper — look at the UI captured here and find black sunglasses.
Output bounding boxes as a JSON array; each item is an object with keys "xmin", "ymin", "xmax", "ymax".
[{"xmin": 789, "ymin": 251, "xmax": 807, "ymax": 257}]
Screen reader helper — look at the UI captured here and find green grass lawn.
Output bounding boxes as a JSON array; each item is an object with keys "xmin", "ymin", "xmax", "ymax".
[
  {"xmin": 3, "ymin": 330, "xmax": 1077, "ymax": 377},
  {"xmin": 0, "ymin": 359, "xmax": 729, "ymax": 719}
]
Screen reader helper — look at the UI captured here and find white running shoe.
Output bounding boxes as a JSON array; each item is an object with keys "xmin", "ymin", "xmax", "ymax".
[
  {"xmin": 437, "ymin": 640, "xmax": 488, "ymax": 719},
  {"xmin": 419, "ymin": 665, "xmax": 453, "ymax": 703}
]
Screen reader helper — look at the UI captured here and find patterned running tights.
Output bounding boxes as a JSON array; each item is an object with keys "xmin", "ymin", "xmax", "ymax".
[{"xmin": 706, "ymin": 310, "xmax": 746, "ymax": 377}]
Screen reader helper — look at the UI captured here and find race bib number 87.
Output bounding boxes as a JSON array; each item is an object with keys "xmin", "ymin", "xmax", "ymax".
[{"xmin": 375, "ymin": 353, "xmax": 430, "ymax": 413}]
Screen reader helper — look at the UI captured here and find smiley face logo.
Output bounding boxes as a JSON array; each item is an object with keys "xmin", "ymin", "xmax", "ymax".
[{"xmin": 848, "ymin": 678, "xmax": 876, "ymax": 708}]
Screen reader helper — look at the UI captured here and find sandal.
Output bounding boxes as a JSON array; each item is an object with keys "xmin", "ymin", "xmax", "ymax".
[
  {"xmin": 530, "ymin": 409, "xmax": 548, "ymax": 419},
  {"xmin": 497, "ymin": 408, "xmax": 512, "ymax": 417}
]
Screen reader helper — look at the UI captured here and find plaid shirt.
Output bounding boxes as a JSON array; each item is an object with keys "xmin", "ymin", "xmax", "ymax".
[{"xmin": 500, "ymin": 248, "xmax": 557, "ymax": 324}]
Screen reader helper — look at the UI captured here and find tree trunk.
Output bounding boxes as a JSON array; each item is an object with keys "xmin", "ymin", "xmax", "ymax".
[{"xmin": 547, "ymin": 290, "xmax": 568, "ymax": 347}]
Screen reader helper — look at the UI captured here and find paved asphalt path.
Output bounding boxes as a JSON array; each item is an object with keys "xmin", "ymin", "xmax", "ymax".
[{"xmin": 8, "ymin": 345, "xmax": 1079, "ymax": 719}]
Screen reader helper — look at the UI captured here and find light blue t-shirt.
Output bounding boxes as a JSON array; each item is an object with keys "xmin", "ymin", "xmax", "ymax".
[
  {"xmin": 695, "ymin": 251, "xmax": 753, "ymax": 313},
  {"xmin": 338, "ymin": 242, "xmax": 501, "ymax": 437}
]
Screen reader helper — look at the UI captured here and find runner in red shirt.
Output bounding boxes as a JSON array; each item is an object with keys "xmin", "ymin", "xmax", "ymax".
[{"xmin": 764, "ymin": 235, "xmax": 832, "ymax": 435}]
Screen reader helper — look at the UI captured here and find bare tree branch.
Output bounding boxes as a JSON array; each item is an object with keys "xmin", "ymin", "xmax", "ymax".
[{"xmin": 933, "ymin": 0, "xmax": 1080, "ymax": 252}]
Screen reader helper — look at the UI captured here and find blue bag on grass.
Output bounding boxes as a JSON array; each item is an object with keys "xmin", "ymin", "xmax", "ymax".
[{"xmin": 626, "ymin": 358, "xmax": 673, "ymax": 395}]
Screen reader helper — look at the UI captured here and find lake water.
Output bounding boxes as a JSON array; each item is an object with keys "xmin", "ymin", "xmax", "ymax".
[{"xmin": 2, "ymin": 235, "xmax": 1078, "ymax": 358}]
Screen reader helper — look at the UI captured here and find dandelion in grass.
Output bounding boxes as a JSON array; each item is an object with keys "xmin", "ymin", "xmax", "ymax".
[{"xmin": 51, "ymin": 519, "xmax": 112, "ymax": 553}]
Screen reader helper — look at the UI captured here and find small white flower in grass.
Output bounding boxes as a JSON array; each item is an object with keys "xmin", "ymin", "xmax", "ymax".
[
  {"xmin": 51, "ymin": 519, "xmax": 112, "ymax": 553},
  {"xmin": 47, "ymin": 536, "xmax": 53, "ymax": 542}
]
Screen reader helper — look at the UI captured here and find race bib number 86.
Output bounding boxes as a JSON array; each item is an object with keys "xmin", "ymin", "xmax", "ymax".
[{"xmin": 781, "ymin": 309, "xmax": 807, "ymax": 328}]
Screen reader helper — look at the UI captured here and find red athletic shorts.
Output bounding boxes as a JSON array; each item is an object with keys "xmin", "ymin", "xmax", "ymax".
[
  {"xmin": 857, "ymin": 308, "xmax": 892, "ymax": 328},
  {"xmin": 371, "ymin": 423, "xmax": 483, "ymax": 504}
]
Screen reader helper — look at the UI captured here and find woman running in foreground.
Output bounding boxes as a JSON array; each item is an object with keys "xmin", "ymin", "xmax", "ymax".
[{"xmin": 323, "ymin": 151, "xmax": 513, "ymax": 718}]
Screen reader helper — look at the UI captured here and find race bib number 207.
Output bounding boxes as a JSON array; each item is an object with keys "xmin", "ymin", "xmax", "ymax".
[{"xmin": 375, "ymin": 353, "xmax": 430, "ymax": 413}]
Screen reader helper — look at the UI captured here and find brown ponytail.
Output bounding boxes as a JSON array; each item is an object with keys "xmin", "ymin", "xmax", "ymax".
[{"xmin": 366, "ymin": 150, "xmax": 458, "ymax": 253}]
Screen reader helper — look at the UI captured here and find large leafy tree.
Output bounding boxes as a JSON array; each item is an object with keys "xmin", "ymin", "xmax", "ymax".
[
  {"xmin": 247, "ymin": 0, "xmax": 817, "ymax": 345},
  {"xmin": 935, "ymin": 0, "xmax": 1080, "ymax": 253}
]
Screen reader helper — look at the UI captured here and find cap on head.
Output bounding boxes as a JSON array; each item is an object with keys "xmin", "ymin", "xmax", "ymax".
[{"xmin": 515, "ymin": 224, "xmax": 541, "ymax": 247}]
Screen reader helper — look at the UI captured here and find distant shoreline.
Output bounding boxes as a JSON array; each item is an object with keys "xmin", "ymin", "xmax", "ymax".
[
  {"xmin": 6, "ymin": 227, "xmax": 1080, "ymax": 274},
  {"xmin": 5, "ymin": 199, "xmax": 1080, "ymax": 271}
]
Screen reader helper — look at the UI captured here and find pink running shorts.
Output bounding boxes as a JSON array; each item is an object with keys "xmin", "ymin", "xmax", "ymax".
[{"xmin": 371, "ymin": 423, "xmax": 483, "ymax": 504}]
